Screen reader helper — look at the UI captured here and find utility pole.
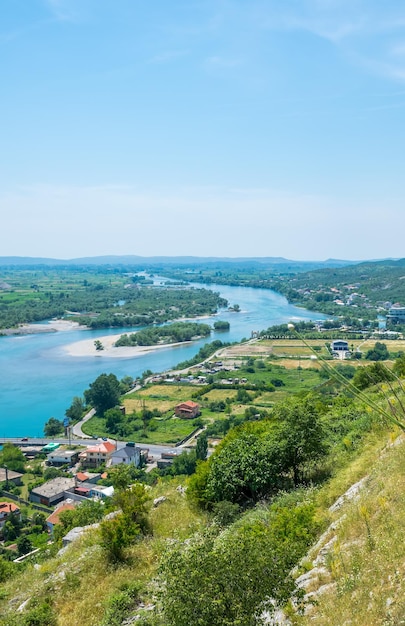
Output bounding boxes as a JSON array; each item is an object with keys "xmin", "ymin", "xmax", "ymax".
[{"xmin": 4, "ymin": 464, "xmax": 9, "ymax": 491}]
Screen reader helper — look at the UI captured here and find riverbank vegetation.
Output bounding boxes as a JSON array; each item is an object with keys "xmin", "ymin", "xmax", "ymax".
[
  {"xmin": 114, "ymin": 322, "xmax": 211, "ymax": 347},
  {"xmin": 0, "ymin": 267, "xmax": 227, "ymax": 330},
  {"xmin": 157, "ymin": 257, "xmax": 405, "ymax": 331}
]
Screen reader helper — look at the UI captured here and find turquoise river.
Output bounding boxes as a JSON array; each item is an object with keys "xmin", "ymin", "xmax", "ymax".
[{"xmin": 0, "ymin": 282, "xmax": 325, "ymax": 437}]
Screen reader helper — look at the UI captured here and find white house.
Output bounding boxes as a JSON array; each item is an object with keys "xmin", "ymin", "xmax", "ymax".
[{"xmin": 110, "ymin": 443, "xmax": 141, "ymax": 467}]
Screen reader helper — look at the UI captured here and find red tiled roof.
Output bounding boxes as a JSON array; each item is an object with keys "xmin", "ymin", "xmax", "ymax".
[
  {"xmin": 0, "ymin": 502, "xmax": 20, "ymax": 514},
  {"xmin": 176, "ymin": 401, "xmax": 199, "ymax": 409},
  {"xmin": 46, "ymin": 503, "xmax": 76, "ymax": 526},
  {"xmin": 76, "ymin": 472, "xmax": 89, "ymax": 482},
  {"xmin": 84, "ymin": 441, "xmax": 116, "ymax": 454}
]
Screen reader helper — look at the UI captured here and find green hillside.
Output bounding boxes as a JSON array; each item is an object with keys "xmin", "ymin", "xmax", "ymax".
[{"xmin": 2, "ymin": 350, "xmax": 405, "ymax": 625}]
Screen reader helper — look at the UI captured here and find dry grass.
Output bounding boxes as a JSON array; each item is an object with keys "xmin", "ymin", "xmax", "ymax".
[
  {"xmin": 299, "ymin": 432, "xmax": 405, "ymax": 626},
  {"xmin": 203, "ymin": 388, "xmax": 238, "ymax": 402},
  {"xmin": 218, "ymin": 342, "xmax": 273, "ymax": 357},
  {"xmin": 0, "ymin": 480, "xmax": 206, "ymax": 626},
  {"xmin": 273, "ymin": 358, "xmax": 319, "ymax": 369},
  {"xmin": 124, "ymin": 384, "xmax": 195, "ymax": 414},
  {"xmin": 124, "ymin": 397, "xmax": 175, "ymax": 413},
  {"xmin": 131, "ymin": 384, "xmax": 192, "ymax": 400}
]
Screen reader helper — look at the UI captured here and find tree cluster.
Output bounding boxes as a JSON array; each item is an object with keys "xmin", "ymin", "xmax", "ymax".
[
  {"xmin": 188, "ymin": 397, "xmax": 327, "ymax": 509},
  {"xmin": 115, "ymin": 322, "xmax": 211, "ymax": 347}
]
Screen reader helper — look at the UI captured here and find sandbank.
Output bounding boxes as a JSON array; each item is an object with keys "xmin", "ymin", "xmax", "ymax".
[
  {"xmin": 64, "ymin": 333, "xmax": 192, "ymax": 358},
  {"xmin": 0, "ymin": 319, "xmax": 86, "ymax": 336}
]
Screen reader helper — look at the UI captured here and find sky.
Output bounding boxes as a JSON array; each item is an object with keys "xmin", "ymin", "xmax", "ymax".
[{"xmin": 1, "ymin": 0, "xmax": 405, "ymax": 261}]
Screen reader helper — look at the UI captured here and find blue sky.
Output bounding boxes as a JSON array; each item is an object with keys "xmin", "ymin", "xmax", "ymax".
[{"xmin": 1, "ymin": 0, "xmax": 405, "ymax": 260}]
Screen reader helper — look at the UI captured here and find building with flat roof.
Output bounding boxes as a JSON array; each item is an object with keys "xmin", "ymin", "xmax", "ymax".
[
  {"xmin": 30, "ymin": 477, "xmax": 75, "ymax": 507},
  {"xmin": 387, "ymin": 306, "xmax": 405, "ymax": 323},
  {"xmin": 0, "ymin": 468, "xmax": 23, "ymax": 486},
  {"xmin": 47, "ymin": 449, "xmax": 80, "ymax": 467}
]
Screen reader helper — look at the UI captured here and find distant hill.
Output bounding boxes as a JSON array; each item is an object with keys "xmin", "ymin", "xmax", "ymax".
[{"xmin": 0, "ymin": 255, "xmax": 359, "ymax": 270}]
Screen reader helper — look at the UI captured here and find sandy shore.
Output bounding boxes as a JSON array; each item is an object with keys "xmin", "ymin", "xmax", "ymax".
[
  {"xmin": 64, "ymin": 333, "xmax": 192, "ymax": 358},
  {"xmin": 0, "ymin": 319, "xmax": 86, "ymax": 336}
]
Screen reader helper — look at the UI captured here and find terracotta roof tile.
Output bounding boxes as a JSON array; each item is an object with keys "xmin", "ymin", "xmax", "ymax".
[{"xmin": 46, "ymin": 503, "xmax": 76, "ymax": 526}]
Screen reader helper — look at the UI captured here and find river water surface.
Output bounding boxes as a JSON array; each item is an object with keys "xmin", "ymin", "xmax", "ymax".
[{"xmin": 0, "ymin": 283, "xmax": 324, "ymax": 437}]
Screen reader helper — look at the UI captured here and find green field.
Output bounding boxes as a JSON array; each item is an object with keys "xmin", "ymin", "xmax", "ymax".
[{"xmin": 82, "ymin": 414, "xmax": 201, "ymax": 445}]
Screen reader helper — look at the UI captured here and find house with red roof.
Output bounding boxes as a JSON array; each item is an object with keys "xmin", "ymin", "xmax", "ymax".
[
  {"xmin": 46, "ymin": 501, "xmax": 77, "ymax": 536},
  {"xmin": 175, "ymin": 401, "xmax": 200, "ymax": 419},
  {"xmin": 79, "ymin": 441, "xmax": 116, "ymax": 468},
  {"xmin": 0, "ymin": 501, "xmax": 21, "ymax": 532}
]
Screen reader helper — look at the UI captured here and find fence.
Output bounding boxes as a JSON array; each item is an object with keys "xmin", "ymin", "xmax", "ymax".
[{"xmin": 0, "ymin": 490, "xmax": 53, "ymax": 514}]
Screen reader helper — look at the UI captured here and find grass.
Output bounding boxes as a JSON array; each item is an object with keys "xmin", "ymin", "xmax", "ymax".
[
  {"xmin": 203, "ymin": 388, "xmax": 238, "ymax": 402},
  {"xmin": 299, "ymin": 433, "xmax": 405, "ymax": 625},
  {"xmin": 124, "ymin": 384, "xmax": 196, "ymax": 415},
  {"xmin": 82, "ymin": 414, "xmax": 200, "ymax": 444},
  {"xmin": 135, "ymin": 418, "xmax": 200, "ymax": 444},
  {"xmin": 0, "ymin": 479, "xmax": 206, "ymax": 626},
  {"xmin": 3, "ymin": 349, "xmax": 405, "ymax": 625},
  {"xmin": 124, "ymin": 397, "xmax": 175, "ymax": 413},
  {"xmin": 128, "ymin": 384, "xmax": 193, "ymax": 400}
]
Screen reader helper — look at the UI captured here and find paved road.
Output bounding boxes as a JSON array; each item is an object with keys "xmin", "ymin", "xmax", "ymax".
[
  {"xmin": 0, "ymin": 437, "xmax": 173, "ymax": 461},
  {"xmin": 72, "ymin": 408, "xmax": 96, "ymax": 438}
]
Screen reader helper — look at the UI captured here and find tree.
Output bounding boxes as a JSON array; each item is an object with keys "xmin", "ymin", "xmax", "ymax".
[
  {"xmin": 100, "ymin": 484, "xmax": 151, "ymax": 562},
  {"xmin": 43, "ymin": 417, "xmax": 64, "ymax": 437},
  {"xmin": 99, "ymin": 514, "xmax": 139, "ymax": 563},
  {"xmin": 171, "ymin": 450, "xmax": 197, "ymax": 476},
  {"xmin": 0, "ymin": 557, "xmax": 17, "ymax": 583},
  {"xmin": 17, "ymin": 535, "xmax": 32, "ymax": 556},
  {"xmin": 140, "ymin": 369, "xmax": 153, "ymax": 383},
  {"xmin": 365, "ymin": 342, "xmax": 390, "ymax": 361},
  {"xmin": 352, "ymin": 362, "xmax": 394, "ymax": 390},
  {"xmin": 31, "ymin": 512, "xmax": 47, "ymax": 531},
  {"xmin": 84, "ymin": 373, "xmax": 121, "ymax": 415},
  {"xmin": 236, "ymin": 388, "xmax": 252, "ymax": 403},
  {"xmin": 54, "ymin": 500, "xmax": 106, "ymax": 541},
  {"xmin": 273, "ymin": 397, "xmax": 328, "ymax": 486},
  {"xmin": 65, "ymin": 396, "xmax": 85, "ymax": 422},
  {"xmin": 0, "ymin": 443, "xmax": 25, "ymax": 473},
  {"xmin": 202, "ymin": 428, "xmax": 284, "ymax": 506},
  {"xmin": 104, "ymin": 407, "xmax": 124, "ymax": 434},
  {"xmin": 3, "ymin": 514, "xmax": 21, "ymax": 541},
  {"xmin": 120, "ymin": 375, "xmax": 134, "ymax": 393},
  {"xmin": 94, "ymin": 339, "xmax": 104, "ymax": 351},
  {"xmin": 108, "ymin": 463, "xmax": 133, "ymax": 491},
  {"xmin": 156, "ymin": 498, "xmax": 318, "ymax": 626},
  {"xmin": 43, "ymin": 467, "xmax": 65, "ymax": 480},
  {"xmin": 196, "ymin": 432, "xmax": 208, "ymax": 461},
  {"xmin": 393, "ymin": 354, "xmax": 405, "ymax": 377},
  {"xmin": 213, "ymin": 320, "xmax": 230, "ymax": 331},
  {"xmin": 189, "ymin": 398, "xmax": 328, "ymax": 508}
]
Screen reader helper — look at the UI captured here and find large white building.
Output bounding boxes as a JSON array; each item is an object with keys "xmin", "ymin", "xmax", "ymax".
[{"xmin": 387, "ymin": 306, "xmax": 405, "ymax": 323}]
